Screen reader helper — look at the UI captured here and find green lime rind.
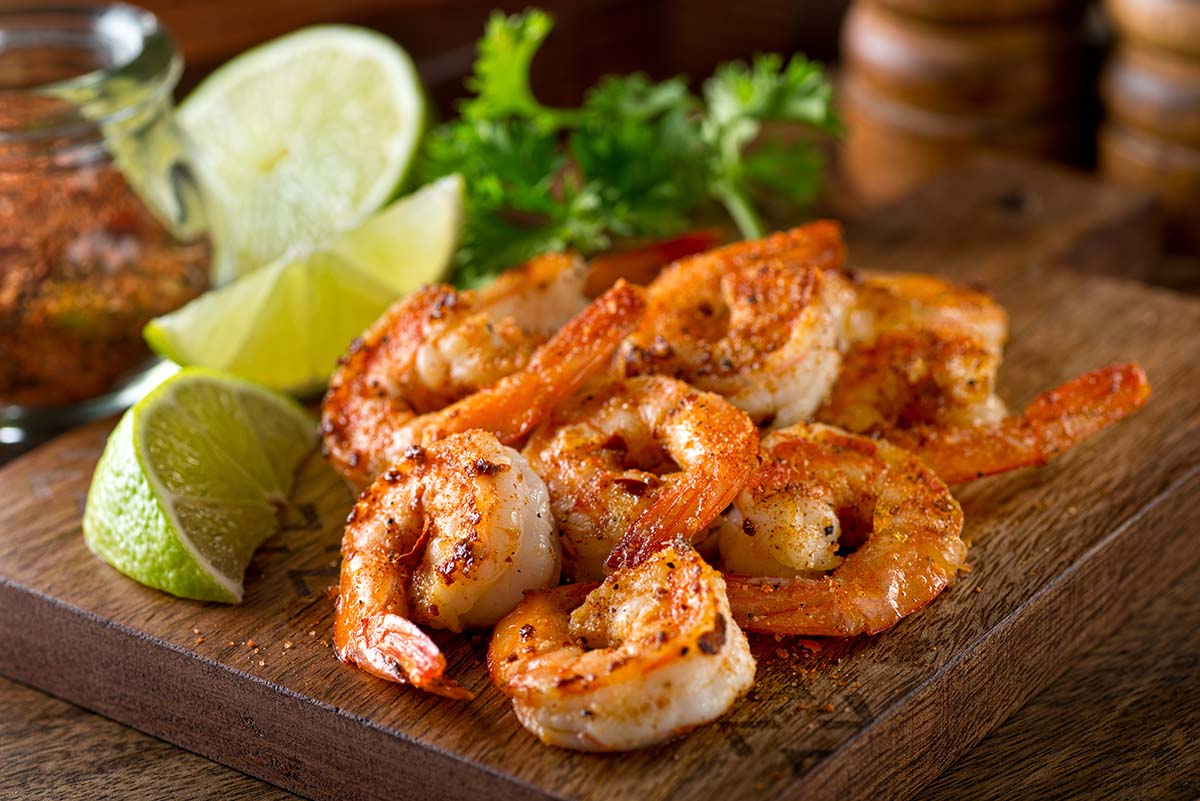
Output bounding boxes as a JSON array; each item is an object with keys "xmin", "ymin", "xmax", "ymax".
[
  {"xmin": 82, "ymin": 368, "xmax": 317, "ymax": 603},
  {"xmin": 143, "ymin": 175, "xmax": 463, "ymax": 395}
]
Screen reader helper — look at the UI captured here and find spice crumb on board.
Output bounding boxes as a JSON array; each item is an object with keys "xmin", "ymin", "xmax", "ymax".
[
  {"xmin": 246, "ymin": 639, "xmax": 256, "ymax": 648},
  {"xmin": 283, "ymin": 641, "xmax": 293, "ymax": 650},
  {"xmin": 821, "ymin": 703, "xmax": 836, "ymax": 713},
  {"xmin": 227, "ymin": 640, "xmax": 237, "ymax": 647},
  {"xmin": 194, "ymin": 637, "xmax": 204, "ymax": 645}
]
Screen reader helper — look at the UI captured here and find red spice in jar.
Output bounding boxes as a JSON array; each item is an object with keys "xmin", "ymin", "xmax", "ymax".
[{"xmin": 0, "ymin": 102, "xmax": 210, "ymax": 408}]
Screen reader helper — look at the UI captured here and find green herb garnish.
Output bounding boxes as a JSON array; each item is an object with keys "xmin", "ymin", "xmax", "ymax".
[{"xmin": 419, "ymin": 9, "xmax": 838, "ymax": 287}]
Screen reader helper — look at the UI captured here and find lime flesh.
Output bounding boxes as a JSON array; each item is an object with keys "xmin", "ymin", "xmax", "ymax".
[
  {"xmin": 144, "ymin": 174, "xmax": 463, "ymax": 395},
  {"xmin": 82, "ymin": 369, "xmax": 317, "ymax": 603},
  {"xmin": 179, "ymin": 25, "xmax": 426, "ymax": 283}
]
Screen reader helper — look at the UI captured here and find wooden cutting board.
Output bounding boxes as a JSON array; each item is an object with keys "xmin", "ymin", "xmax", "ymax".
[{"xmin": 1, "ymin": 156, "xmax": 1197, "ymax": 801}]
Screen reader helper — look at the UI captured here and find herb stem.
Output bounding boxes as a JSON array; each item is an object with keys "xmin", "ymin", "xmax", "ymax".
[{"xmin": 717, "ymin": 184, "xmax": 765, "ymax": 240}]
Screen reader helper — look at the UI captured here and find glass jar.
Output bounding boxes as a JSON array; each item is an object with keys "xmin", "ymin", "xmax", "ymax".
[{"xmin": 0, "ymin": 3, "xmax": 210, "ymax": 444}]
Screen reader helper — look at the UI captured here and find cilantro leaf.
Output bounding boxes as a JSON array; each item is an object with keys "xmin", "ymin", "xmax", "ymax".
[
  {"xmin": 701, "ymin": 54, "xmax": 839, "ymax": 238},
  {"xmin": 461, "ymin": 9, "xmax": 576, "ymax": 129},
  {"xmin": 572, "ymin": 74, "xmax": 707, "ymax": 239},
  {"xmin": 422, "ymin": 11, "xmax": 837, "ymax": 286}
]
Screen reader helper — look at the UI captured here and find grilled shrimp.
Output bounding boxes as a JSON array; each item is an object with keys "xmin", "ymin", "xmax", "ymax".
[
  {"xmin": 719, "ymin": 423, "xmax": 966, "ymax": 637},
  {"xmin": 818, "ymin": 270, "xmax": 1010, "ymax": 434},
  {"xmin": 334, "ymin": 430, "xmax": 561, "ymax": 699},
  {"xmin": 888, "ymin": 363, "xmax": 1151, "ymax": 484},
  {"xmin": 621, "ymin": 221, "xmax": 855, "ymax": 427},
  {"xmin": 523, "ymin": 376, "xmax": 759, "ymax": 581},
  {"xmin": 322, "ymin": 281, "xmax": 645, "ymax": 487},
  {"xmin": 488, "ymin": 540, "xmax": 755, "ymax": 751}
]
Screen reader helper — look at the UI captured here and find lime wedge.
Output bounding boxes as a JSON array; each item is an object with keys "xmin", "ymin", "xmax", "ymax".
[
  {"xmin": 179, "ymin": 25, "xmax": 426, "ymax": 283},
  {"xmin": 82, "ymin": 369, "xmax": 317, "ymax": 603},
  {"xmin": 144, "ymin": 175, "xmax": 463, "ymax": 395}
]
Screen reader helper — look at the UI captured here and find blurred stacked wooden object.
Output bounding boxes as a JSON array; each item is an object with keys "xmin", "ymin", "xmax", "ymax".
[
  {"xmin": 839, "ymin": 0, "xmax": 1088, "ymax": 205},
  {"xmin": 1101, "ymin": 0, "xmax": 1200, "ymax": 254}
]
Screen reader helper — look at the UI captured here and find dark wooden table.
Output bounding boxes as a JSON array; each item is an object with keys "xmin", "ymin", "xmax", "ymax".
[
  {"xmin": 3, "ymin": 176, "xmax": 1198, "ymax": 801},
  {"xmin": 3, "ymin": 563, "xmax": 1196, "ymax": 800},
  {"xmin": 3, "ymin": 259, "xmax": 1197, "ymax": 800}
]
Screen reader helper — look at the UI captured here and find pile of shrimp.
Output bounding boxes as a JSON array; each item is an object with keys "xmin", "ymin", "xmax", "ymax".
[{"xmin": 319, "ymin": 224, "xmax": 1150, "ymax": 751}]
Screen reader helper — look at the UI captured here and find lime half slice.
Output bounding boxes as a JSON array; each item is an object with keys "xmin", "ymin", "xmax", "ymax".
[
  {"xmin": 82, "ymin": 368, "xmax": 317, "ymax": 603},
  {"xmin": 179, "ymin": 25, "xmax": 426, "ymax": 283},
  {"xmin": 144, "ymin": 174, "xmax": 463, "ymax": 395}
]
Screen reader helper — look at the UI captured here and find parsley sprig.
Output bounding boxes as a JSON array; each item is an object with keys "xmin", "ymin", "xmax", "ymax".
[{"xmin": 419, "ymin": 9, "xmax": 838, "ymax": 287}]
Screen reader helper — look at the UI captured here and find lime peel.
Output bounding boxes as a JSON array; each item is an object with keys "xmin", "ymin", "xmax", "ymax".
[
  {"xmin": 144, "ymin": 174, "xmax": 464, "ymax": 395},
  {"xmin": 82, "ymin": 368, "xmax": 317, "ymax": 603}
]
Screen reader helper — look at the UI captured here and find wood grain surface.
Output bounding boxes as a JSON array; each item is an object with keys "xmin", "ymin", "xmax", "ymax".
[
  {"xmin": 1102, "ymin": 44, "xmax": 1200, "ymax": 148},
  {"xmin": 923, "ymin": 563, "xmax": 1200, "ymax": 801},
  {"xmin": 7, "ymin": 558, "xmax": 1197, "ymax": 801},
  {"xmin": 837, "ymin": 77, "xmax": 1078, "ymax": 204},
  {"xmin": 1098, "ymin": 122, "xmax": 1200, "ymax": 255},
  {"xmin": 841, "ymin": 2, "xmax": 1083, "ymax": 117},
  {"xmin": 1105, "ymin": 0, "xmax": 1200, "ymax": 60},
  {"xmin": 1, "ymin": 157, "xmax": 1197, "ymax": 801},
  {"xmin": 0, "ymin": 676, "xmax": 294, "ymax": 801}
]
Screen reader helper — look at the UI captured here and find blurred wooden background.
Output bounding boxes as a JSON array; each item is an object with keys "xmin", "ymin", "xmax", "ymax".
[
  {"xmin": 146, "ymin": 0, "xmax": 850, "ymax": 109},
  {"xmin": 136, "ymin": 0, "xmax": 1197, "ymax": 262}
]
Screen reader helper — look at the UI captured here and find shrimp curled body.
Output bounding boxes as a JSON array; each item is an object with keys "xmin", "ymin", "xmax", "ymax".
[
  {"xmin": 890, "ymin": 363, "xmax": 1151, "ymax": 484},
  {"xmin": 322, "ymin": 279, "xmax": 645, "ymax": 487},
  {"xmin": 818, "ymin": 270, "xmax": 1010, "ymax": 435},
  {"xmin": 720, "ymin": 423, "xmax": 966, "ymax": 637},
  {"xmin": 334, "ymin": 430, "xmax": 561, "ymax": 698},
  {"xmin": 622, "ymin": 222, "xmax": 855, "ymax": 427},
  {"xmin": 524, "ymin": 376, "xmax": 759, "ymax": 581},
  {"xmin": 489, "ymin": 541, "xmax": 755, "ymax": 751}
]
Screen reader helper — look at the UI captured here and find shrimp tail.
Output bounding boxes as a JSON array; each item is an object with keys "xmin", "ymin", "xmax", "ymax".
[
  {"xmin": 585, "ymin": 230, "xmax": 723, "ymax": 295},
  {"xmin": 472, "ymin": 281, "xmax": 647, "ymax": 443},
  {"xmin": 607, "ymin": 483, "xmax": 737, "ymax": 571},
  {"xmin": 357, "ymin": 613, "xmax": 474, "ymax": 700},
  {"xmin": 897, "ymin": 363, "xmax": 1151, "ymax": 484},
  {"xmin": 524, "ymin": 281, "xmax": 647, "ymax": 418},
  {"xmin": 604, "ymin": 497, "xmax": 683, "ymax": 572}
]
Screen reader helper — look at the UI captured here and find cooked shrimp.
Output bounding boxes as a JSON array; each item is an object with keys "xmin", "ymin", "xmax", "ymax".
[
  {"xmin": 720, "ymin": 423, "xmax": 966, "ymax": 637},
  {"xmin": 818, "ymin": 271, "xmax": 1010, "ymax": 434},
  {"xmin": 888, "ymin": 363, "xmax": 1151, "ymax": 484},
  {"xmin": 334, "ymin": 430, "xmax": 561, "ymax": 698},
  {"xmin": 620, "ymin": 221, "xmax": 855, "ymax": 426},
  {"xmin": 523, "ymin": 376, "xmax": 759, "ymax": 581},
  {"xmin": 488, "ymin": 540, "xmax": 755, "ymax": 751},
  {"xmin": 583, "ymin": 229, "xmax": 722, "ymax": 297},
  {"xmin": 322, "ymin": 281, "xmax": 645, "ymax": 486}
]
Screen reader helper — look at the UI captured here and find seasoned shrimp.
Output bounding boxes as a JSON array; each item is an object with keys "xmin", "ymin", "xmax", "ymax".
[
  {"xmin": 888, "ymin": 363, "xmax": 1151, "ymax": 484},
  {"xmin": 488, "ymin": 540, "xmax": 755, "ymax": 751},
  {"xmin": 523, "ymin": 376, "xmax": 759, "ymax": 581},
  {"xmin": 621, "ymin": 221, "xmax": 855, "ymax": 426},
  {"xmin": 334, "ymin": 430, "xmax": 561, "ymax": 698},
  {"xmin": 818, "ymin": 271, "xmax": 1010, "ymax": 434},
  {"xmin": 719, "ymin": 423, "xmax": 966, "ymax": 637},
  {"xmin": 583, "ymin": 229, "xmax": 722, "ymax": 297},
  {"xmin": 322, "ymin": 281, "xmax": 645, "ymax": 486}
]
